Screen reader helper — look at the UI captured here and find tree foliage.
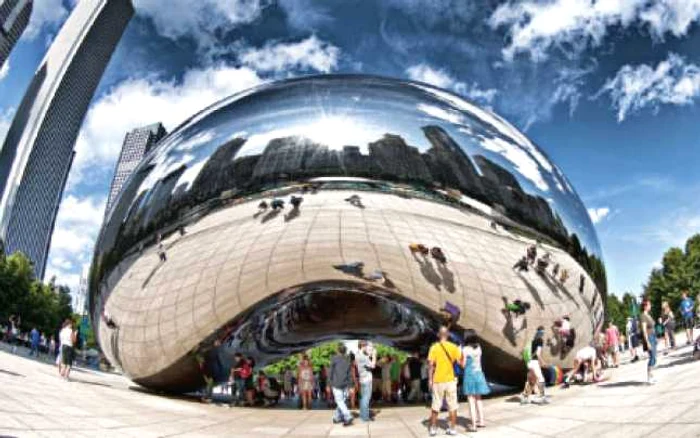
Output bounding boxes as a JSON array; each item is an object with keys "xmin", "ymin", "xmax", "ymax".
[
  {"xmin": 264, "ymin": 342, "xmax": 407, "ymax": 376},
  {"xmin": 641, "ymin": 233, "xmax": 700, "ymax": 318},
  {"xmin": 0, "ymin": 242, "xmax": 74, "ymax": 337}
]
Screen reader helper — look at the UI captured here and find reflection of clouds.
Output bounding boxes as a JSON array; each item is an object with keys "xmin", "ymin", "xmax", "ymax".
[
  {"xmin": 174, "ymin": 160, "xmax": 206, "ymax": 192},
  {"xmin": 478, "ymin": 135, "xmax": 549, "ymax": 191},
  {"xmin": 417, "ymin": 103, "xmax": 466, "ymax": 126}
]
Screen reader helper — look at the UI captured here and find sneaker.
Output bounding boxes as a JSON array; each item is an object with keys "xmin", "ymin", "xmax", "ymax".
[
  {"xmin": 537, "ymin": 396, "xmax": 551, "ymax": 405},
  {"xmin": 648, "ymin": 378, "xmax": 657, "ymax": 385},
  {"xmin": 446, "ymin": 428, "xmax": 457, "ymax": 435},
  {"xmin": 429, "ymin": 426, "xmax": 438, "ymax": 436},
  {"xmin": 343, "ymin": 419, "xmax": 353, "ymax": 427},
  {"xmin": 519, "ymin": 395, "xmax": 530, "ymax": 405}
]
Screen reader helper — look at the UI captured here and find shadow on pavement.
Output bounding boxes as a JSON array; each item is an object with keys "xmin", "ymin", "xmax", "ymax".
[{"xmin": 0, "ymin": 369, "xmax": 25, "ymax": 378}]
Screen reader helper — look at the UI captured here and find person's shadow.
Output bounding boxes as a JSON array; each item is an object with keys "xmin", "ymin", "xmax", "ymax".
[
  {"xmin": 437, "ymin": 263, "xmax": 456, "ymax": 293},
  {"xmin": 261, "ymin": 209, "xmax": 281, "ymax": 223},
  {"xmin": 284, "ymin": 208, "xmax": 300, "ymax": 222}
]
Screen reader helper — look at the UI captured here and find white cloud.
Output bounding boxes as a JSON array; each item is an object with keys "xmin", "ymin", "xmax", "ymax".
[
  {"xmin": 69, "ymin": 64, "xmax": 264, "ymax": 186},
  {"xmin": 480, "ymin": 136, "xmax": 549, "ymax": 191},
  {"xmin": 24, "ymin": 0, "xmax": 69, "ymax": 40},
  {"xmin": 489, "ymin": 0, "xmax": 700, "ymax": 61},
  {"xmin": 0, "ymin": 108, "xmax": 13, "ymax": 146},
  {"xmin": 0, "ymin": 61, "xmax": 8, "ymax": 81},
  {"xmin": 406, "ymin": 63, "xmax": 497, "ymax": 106},
  {"xmin": 598, "ymin": 53, "xmax": 700, "ymax": 121},
  {"xmin": 45, "ymin": 195, "xmax": 105, "ymax": 288},
  {"xmin": 588, "ymin": 207, "xmax": 610, "ymax": 224},
  {"xmin": 134, "ymin": 0, "xmax": 266, "ymax": 49},
  {"xmin": 239, "ymin": 36, "xmax": 340, "ymax": 73}
]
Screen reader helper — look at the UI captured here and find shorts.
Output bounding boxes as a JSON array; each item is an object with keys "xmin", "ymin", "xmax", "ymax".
[
  {"xmin": 527, "ymin": 360, "xmax": 544, "ymax": 383},
  {"xmin": 606, "ymin": 344, "xmax": 618, "ymax": 355},
  {"xmin": 61, "ymin": 345, "xmax": 74, "ymax": 366},
  {"xmin": 683, "ymin": 315, "xmax": 695, "ymax": 329},
  {"xmin": 382, "ymin": 380, "xmax": 392, "ymax": 394},
  {"xmin": 431, "ymin": 380, "xmax": 458, "ymax": 412}
]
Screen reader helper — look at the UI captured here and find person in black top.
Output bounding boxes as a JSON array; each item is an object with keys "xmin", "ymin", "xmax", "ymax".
[
  {"xmin": 329, "ymin": 344, "xmax": 353, "ymax": 426},
  {"xmin": 406, "ymin": 352, "xmax": 422, "ymax": 402}
]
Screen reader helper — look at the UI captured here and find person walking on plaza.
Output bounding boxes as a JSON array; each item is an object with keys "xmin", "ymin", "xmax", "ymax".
[
  {"xmin": 58, "ymin": 319, "xmax": 76, "ymax": 380},
  {"xmin": 605, "ymin": 321, "xmax": 621, "ymax": 368},
  {"xmin": 356, "ymin": 341, "xmax": 377, "ymax": 422},
  {"xmin": 406, "ymin": 351, "xmax": 422, "ymax": 402},
  {"xmin": 427, "ymin": 326, "xmax": 463, "ymax": 436},
  {"xmin": 329, "ymin": 344, "xmax": 353, "ymax": 426},
  {"xmin": 640, "ymin": 299, "xmax": 658, "ymax": 384},
  {"xmin": 297, "ymin": 355, "xmax": 314, "ymax": 410},
  {"xmin": 679, "ymin": 291, "xmax": 695, "ymax": 345},
  {"xmin": 461, "ymin": 329, "xmax": 490, "ymax": 432},
  {"xmin": 661, "ymin": 300, "xmax": 676, "ymax": 352},
  {"xmin": 8, "ymin": 315, "xmax": 20, "ymax": 353}
]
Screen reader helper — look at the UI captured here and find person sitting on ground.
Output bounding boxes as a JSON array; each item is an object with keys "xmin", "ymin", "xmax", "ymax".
[
  {"xmin": 258, "ymin": 200, "xmax": 268, "ymax": 210},
  {"xmin": 271, "ymin": 199, "xmax": 284, "ymax": 210},
  {"xmin": 431, "ymin": 247, "xmax": 447, "ymax": 264},
  {"xmin": 257, "ymin": 371, "xmax": 280, "ymax": 406},
  {"xmin": 505, "ymin": 299, "xmax": 531, "ymax": 317},
  {"xmin": 535, "ymin": 256, "xmax": 550, "ymax": 275},
  {"xmin": 333, "ymin": 261, "xmax": 365, "ymax": 277},
  {"xmin": 513, "ymin": 256, "xmax": 529, "ymax": 272},
  {"xmin": 409, "ymin": 243, "xmax": 430, "ymax": 256}
]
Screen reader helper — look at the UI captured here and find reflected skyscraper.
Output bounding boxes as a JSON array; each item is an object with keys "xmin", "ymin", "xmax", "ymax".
[
  {"xmin": 105, "ymin": 123, "xmax": 167, "ymax": 218},
  {"xmin": 0, "ymin": 0, "xmax": 133, "ymax": 278},
  {"xmin": 0, "ymin": 0, "xmax": 32, "ymax": 68}
]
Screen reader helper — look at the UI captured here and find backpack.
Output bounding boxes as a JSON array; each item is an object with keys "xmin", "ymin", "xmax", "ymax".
[{"xmin": 522, "ymin": 344, "xmax": 532, "ymax": 364}]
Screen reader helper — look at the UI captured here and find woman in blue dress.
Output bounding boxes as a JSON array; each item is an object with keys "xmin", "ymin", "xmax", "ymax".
[{"xmin": 461, "ymin": 329, "xmax": 490, "ymax": 432}]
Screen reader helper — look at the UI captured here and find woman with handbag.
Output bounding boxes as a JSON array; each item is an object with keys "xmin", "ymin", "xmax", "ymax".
[{"xmin": 640, "ymin": 299, "xmax": 657, "ymax": 385}]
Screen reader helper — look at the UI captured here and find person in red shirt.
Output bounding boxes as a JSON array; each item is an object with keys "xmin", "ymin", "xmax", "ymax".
[{"xmin": 605, "ymin": 321, "xmax": 621, "ymax": 368}]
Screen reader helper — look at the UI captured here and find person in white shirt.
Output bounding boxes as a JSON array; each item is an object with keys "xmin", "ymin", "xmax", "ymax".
[{"xmin": 58, "ymin": 319, "xmax": 76, "ymax": 380}]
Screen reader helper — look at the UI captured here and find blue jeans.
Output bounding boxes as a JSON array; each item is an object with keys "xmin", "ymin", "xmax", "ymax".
[
  {"xmin": 234, "ymin": 377, "xmax": 245, "ymax": 403},
  {"xmin": 332, "ymin": 387, "xmax": 351, "ymax": 423},
  {"xmin": 359, "ymin": 379, "xmax": 372, "ymax": 421},
  {"xmin": 648, "ymin": 333, "xmax": 657, "ymax": 368}
]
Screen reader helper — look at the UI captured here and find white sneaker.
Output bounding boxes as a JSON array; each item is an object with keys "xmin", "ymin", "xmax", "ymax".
[
  {"xmin": 446, "ymin": 428, "xmax": 457, "ymax": 435},
  {"xmin": 519, "ymin": 395, "xmax": 530, "ymax": 405},
  {"xmin": 429, "ymin": 426, "xmax": 437, "ymax": 436},
  {"xmin": 648, "ymin": 378, "xmax": 657, "ymax": 385}
]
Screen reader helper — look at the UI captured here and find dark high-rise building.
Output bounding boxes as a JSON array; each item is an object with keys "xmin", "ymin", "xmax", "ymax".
[
  {"xmin": 105, "ymin": 123, "xmax": 167, "ymax": 217},
  {"xmin": 0, "ymin": 0, "xmax": 134, "ymax": 279},
  {"xmin": 0, "ymin": 0, "xmax": 32, "ymax": 69}
]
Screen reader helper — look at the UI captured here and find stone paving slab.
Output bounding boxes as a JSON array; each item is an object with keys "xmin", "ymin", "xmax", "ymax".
[{"xmin": 2, "ymin": 344, "xmax": 700, "ymax": 437}]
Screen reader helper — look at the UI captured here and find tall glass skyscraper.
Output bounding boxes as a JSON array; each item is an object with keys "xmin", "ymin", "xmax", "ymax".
[
  {"xmin": 0, "ymin": 0, "xmax": 134, "ymax": 279},
  {"xmin": 0, "ymin": 0, "xmax": 32, "ymax": 68},
  {"xmin": 105, "ymin": 123, "xmax": 167, "ymax": 217}
]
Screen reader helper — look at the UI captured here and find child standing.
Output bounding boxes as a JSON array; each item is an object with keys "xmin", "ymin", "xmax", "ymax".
[{"xmin": 461, "ymin": 329, "xmax": 490, "ymax": 432}]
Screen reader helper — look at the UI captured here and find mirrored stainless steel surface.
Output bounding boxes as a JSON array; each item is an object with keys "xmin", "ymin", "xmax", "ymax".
[{"xmin": 90, "ymin": 75, "xmax": 606, "ymax": 392}]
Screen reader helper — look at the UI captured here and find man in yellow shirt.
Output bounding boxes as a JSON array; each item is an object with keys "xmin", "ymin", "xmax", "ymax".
[{"xmin": 427, "ymin": 326, "xmax": 462, "ymax": 436}]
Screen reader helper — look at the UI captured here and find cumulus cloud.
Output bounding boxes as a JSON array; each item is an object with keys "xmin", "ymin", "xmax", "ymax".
[
  {"xmin": 588, "ymin": 207, "xmax": 610, "ymax": 224},
  {"xmin": 45, "ymin": 195, "xmax": 105, "ymax": 288},
  {"xmin": 0, "ymin": 108, "xmax": 14, "ymax": 147},
  {"xmin": 134, "ymin": 0, "xmax": 266, "ymax": 49},
  {"xmin": 489, "ymin": 0, "xmax": 700, "ymax": 61},
  {"xmin": 239, "ymin": 36, "xmax": 340, "ymax": 73},
  {"xmin": 598, "ymin": 53, "xmax": 700, "ymax": 122},
  {"xmin": 405, "ymin": 63, "xmax": 497, "ymax": 106},
  {"xmin": 24, "ymin": 0, "xmax": 69, "ymax": 40}
]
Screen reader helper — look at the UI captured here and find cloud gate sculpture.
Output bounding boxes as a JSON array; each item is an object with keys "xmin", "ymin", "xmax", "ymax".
[{"xmin": 90, "ymin": 75, "xmax": 606, "ymax": 392}]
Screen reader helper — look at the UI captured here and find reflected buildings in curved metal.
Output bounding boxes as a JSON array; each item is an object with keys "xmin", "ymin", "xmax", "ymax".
[{"xmin": 90, "ymin": 75, "xmax": 606, "ymax": 392}]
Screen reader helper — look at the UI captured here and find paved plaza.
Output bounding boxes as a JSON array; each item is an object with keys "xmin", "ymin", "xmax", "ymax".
[{"xmin": 1, "ymin": 342, "xmax": 700, "ymax": 437}]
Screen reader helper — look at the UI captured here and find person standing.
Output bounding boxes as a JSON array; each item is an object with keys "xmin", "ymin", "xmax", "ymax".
[
  {"xmin": 355, "ymin": 341, "xmax": 377, "ymax": 422},
  {"xmin": 640, "ymin": 299, "xmax": 657, "ymax": 384},
  {"xmin": 605, "ymin": 321, "xmax": 620, "ymax": 368},
  {"xmin": 679, "ymin": 291, "xmax": 695, "ymax": 345},
  {"xmin": 389, "ymin": 355, "xmax": 401, "ymax": 402},
  {"xmin": 380, "ymin": 356, "xmax": 392, "ymax": 402},
  {"xmin": 29, "ymin": 327, "xmax": 40, "ymax": 357},
  {"xmin": 406, "ymin": 352, "xmax": 422, "ymax": 402},
  {"xmin": 461, "ymin": 329, "xmax": 489, "ymax": 432},
  {"xmin": 58, "ymin": 319, "xmax": 76, "ymax": 380},
  {"xmin": 427, "ymin": 326, "xmax": 462, "ymax": 436},
  {"xmin": 297, "ymin": 355, "xmax": 314, "ymax": 410},
  {"xmin": 283, "ymin": 367, "xmax": 294, "ymax": 400},
  {"xmin": 329, "ymin": 344, "xmax": 353, "ymax": 426},
  {"xmin": 8, "ymin": 315, "xmax": 20, "ymax": 353},
  {"xmin": 229, "ymin": 353, "xmax": 245, "ymax": 406},
  {"xmin": 523, "ymin": 326, "xmax": 549, "ymax": 404},
  {"xmin": 661, "ymin": 301, "xmax": 676, "ymax": 352}
]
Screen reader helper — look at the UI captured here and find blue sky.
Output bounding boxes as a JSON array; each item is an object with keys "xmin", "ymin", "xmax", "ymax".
[{"xmin": 2, "ymin": 0, "xmax": 700, "ymax": 299}]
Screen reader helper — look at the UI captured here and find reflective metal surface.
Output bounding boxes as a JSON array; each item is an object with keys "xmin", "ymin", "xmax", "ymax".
[{"xmin": 90, "ymin": 75, "xmax": 606, "ymax": 392}]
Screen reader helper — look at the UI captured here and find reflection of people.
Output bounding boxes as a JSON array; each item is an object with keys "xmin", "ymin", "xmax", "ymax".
[
  {"xmin": 505, "ymin": 299, "xmax": 531, "ymax": 317},
  {"xmin": 579, "ymin": 274, "xmax": 585, "ymax": 293},
  {"xmin": 431, "ymin": 247, "xmax": 447, "ymax": 264},
  {"xmin": 513, "ymin": 257, "xmax": 528, "ymax": 272},
  {"xmin": 409, "ymin": 243, "xmax": 430, "ymax": 256},
  {"xmin": 526, "ymin": 245, "xmax": 537, "ymax": 265}
]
